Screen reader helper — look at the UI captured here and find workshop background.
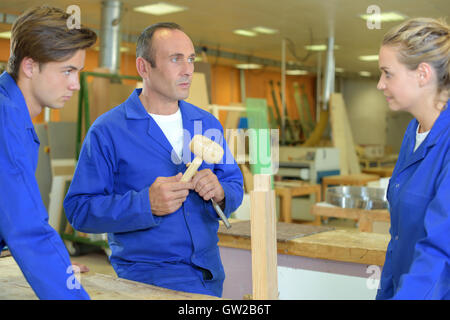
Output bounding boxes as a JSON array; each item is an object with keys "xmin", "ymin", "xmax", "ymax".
[{"xmin": 0, "ymin": 0, "xmax": 448, "ymax": 300}]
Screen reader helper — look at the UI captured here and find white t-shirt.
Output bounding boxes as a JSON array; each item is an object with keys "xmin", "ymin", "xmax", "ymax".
[
  {"xmin": 149, "ymin": 109, "xmax": 184, "ymax": 159},
  {"xmin": 414, "ymin": 124, "xmax": 430, "ymax": 152}
]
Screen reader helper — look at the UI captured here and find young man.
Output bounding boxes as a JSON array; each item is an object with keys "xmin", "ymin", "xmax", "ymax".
[
  {"xmin": 64, "ymin": 23, "xmax": 244, "ymax": 297},
  {"xmin": 0, "ymin": 6, "xmax": 96, "ymax": 299}
]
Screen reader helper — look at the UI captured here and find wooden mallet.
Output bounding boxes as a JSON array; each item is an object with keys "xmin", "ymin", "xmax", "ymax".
[{"xmin": 181, "ymin": 135, "xmax": 231, "ymax": 229}]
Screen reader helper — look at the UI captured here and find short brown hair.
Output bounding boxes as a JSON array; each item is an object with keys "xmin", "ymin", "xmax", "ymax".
[
  {"xmin": 136, "ymin": 22, "xmax": 183, "ymax": 67},
  {"xmin": 7, "ymin": 6, "xmax": 97, "ymax": 81}
]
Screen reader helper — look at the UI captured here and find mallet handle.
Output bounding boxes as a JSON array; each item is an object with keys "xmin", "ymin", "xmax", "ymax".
[{"xmin": 181, "ymin": 156, "xmax": 203, "ymax": 182}]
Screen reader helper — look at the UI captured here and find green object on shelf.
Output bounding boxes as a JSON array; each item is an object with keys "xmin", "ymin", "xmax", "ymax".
[{"xmin": 245, "ymin": 98, "xmax": 276, "ymax": 185}]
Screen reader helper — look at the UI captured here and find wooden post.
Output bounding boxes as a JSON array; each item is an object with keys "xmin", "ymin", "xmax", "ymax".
[{"xmin": 250, "ymin": 174, "xmax": 278, "ymax": 299}]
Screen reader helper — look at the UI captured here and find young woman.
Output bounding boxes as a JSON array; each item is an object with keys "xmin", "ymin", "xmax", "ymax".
[{"xmin": 376, "ymin": 17, "xmax": 449, "ymax": 299}]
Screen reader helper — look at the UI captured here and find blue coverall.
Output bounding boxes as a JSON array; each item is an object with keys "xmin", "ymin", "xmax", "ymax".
[
  {"xmin": 0, "ymin": 72, "xmax": 89, "ymax": 299},
  {"xmin": 377, "ymin": 100, "xmax": 450, "ymax": 299},
  {"xmin": 64, "ymin": 88, "xmax": 244, "ymax": 297}
]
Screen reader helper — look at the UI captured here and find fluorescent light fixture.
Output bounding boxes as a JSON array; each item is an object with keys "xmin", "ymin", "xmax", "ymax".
[
  {"xmin": 335, "ymin": 67, "xmax": 345, "ymax": 73},
  {"xmin": 235, "ymin": 63, "xmax": 262, "ymax": 70},
  {"xmin": 359, "ymin": 55, "xmax": 379, "ymax": 62},
  {"xmin": 286, "ymin": 69, "xmax": 308, "ymax": 76},
  {"xmin": 305, "ymin": 44, "xmax": 340, "ymax": 51},
  {"xmin": 233, "ymin": 29, "xmax": 257, "ymax": 37},
  {"xmin": 0, "ymin": 31, "xmax": 11, "ymax": 39},
  {"xmin": 134, "ymin": 2, "xmax": 187, "ymax": 16},
  {"xmin": 359, "ymin": 71, "xmax": 371, "ymax": 77},
  {"xmin": 252, "ymin": 26, "xmax": 278, "ymax": 34},
  {"xmin": 360, "ymin": 11, "xmax": 407, "ymax": 22}
]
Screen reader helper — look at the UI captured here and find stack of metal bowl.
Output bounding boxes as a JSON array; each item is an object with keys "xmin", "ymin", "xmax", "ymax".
[{"xmin": 325, "ymin": 186, "xmax": 389, "ymax": 210}]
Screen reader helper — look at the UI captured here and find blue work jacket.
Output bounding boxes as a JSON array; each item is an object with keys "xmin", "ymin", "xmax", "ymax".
[
  {"xmin": 64, "ymin": 89, "xmax": 244, "ymax": 297},
  {"xmin": 0, "ymin": 72, "xmax": 89, "ymax": 299},
  {"xmin": 377, "ymin": 100, "xmax": 450, "ymax": 300}
]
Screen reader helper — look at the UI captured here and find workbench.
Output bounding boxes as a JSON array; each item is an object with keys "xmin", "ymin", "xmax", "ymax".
[
  {"xmin": 274, "ymin": 181, "xmax": 321, "ymax": 224},
  {"xmin": 0, "ymin": 256, "xmax": 218, "ymax": 300},
  {"xmin": 218, "ymin": 220, "xmax": 389, "ymax": 300},
  {"xmin": 310, "ymin": 203, "xmax": 390, "ymax": 233},
  {"xmin": 361, "ymin": 166, "xmax": 394, "ymax": 178}
]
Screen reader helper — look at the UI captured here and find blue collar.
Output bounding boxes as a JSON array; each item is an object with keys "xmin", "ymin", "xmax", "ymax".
[
  {"xmin": 406, "ymin": 99, "xmax": 450, "ymax": 149},
  {"xmin": 398, "ymin": 99, "xmax": 450, "ymax": 171},
  {"xmin": 0, "ymin": 72, "xmax": 34, "ymax": 129}
]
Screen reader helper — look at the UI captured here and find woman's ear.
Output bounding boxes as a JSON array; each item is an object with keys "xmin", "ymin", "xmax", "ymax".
[{"xmin": 416, "ymin": 62, "xmax": 434, "ymax": 87}]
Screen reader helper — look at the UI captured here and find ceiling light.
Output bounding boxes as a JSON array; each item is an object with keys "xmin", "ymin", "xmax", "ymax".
[
  {"xmin": 233, "ymin": 29, "xmax": 257, "ymax": 37},
  {"xmin": 360, "ymin": 12, "xmax": 407, "ymax": 22},
  {"xmin": 0, "ymin": 31, "xmax": 11, "ymax": 39},
  {"xmin": 286, "ymin": 70, "xmax": 308, "ymax": 76},
  {"xmin": 359, "ymin": 55, "xmax": 379, "ymax": 62},
  {"xmin": 335, "ymin": 67, "xmax": 345, "ymax": 73},
  {"xmin": 252, "ymin": 26, "xmax": 278, "ymax": 35},
  {"xmin": 134, "ymin": 2, "xmax": 187, "ymax": 16},
  {"xmin": 359, "ymin": 71, "xmax": 371, "ymax": 77},
  {"xmin": 235, "ymin": 63, "xmax": 262, "ymax": 70},
  {"xmin": 305, "ymin": 44, "xmax": 340, "ymax": 51}
]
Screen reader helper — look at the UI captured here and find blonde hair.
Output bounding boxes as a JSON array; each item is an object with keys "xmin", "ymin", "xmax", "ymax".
[{"xmin": 383, "ymin": 17, "xmax": 450, "ymax": 95}]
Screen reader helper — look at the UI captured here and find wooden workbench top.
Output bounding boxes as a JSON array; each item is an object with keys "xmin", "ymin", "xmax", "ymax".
[
  {"xmin": 0, "ymin": 256, "xmax": 219, "ymax": 300},
  {"xmin": 218, "ymin": 220, "xmax": 390, "ymax": 266}
]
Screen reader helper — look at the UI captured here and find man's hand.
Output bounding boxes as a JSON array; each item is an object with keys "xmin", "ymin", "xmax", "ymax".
[
  {"xmin": 149, "ymin": 173, "xmax": 193, "ymax": 216},
  {"xmin": 71, "ymin": 262, "xmax": 89, "ymax": 273},
  {"xmin": 191, "ymin": 169, "xmax": 225, "ymax": 204}
]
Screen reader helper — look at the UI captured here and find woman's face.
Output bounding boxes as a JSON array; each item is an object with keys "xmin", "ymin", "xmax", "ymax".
[{"xmin": 377, "ymin": 45, "xmax": 422, "ymax": 112}]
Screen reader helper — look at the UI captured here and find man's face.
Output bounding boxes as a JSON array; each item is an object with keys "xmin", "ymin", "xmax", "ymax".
[
  {"xmin": 30, "ymin": 49, "xmax": 85, "ymax": 109},
  {"xmin": 146, "ymin": 29, "xmax": 195, "ymax": 103}
]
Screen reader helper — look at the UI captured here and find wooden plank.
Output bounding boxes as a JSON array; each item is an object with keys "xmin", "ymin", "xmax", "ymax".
[
  {"xmin": 250, "ymin": 174, "xmax": 278, "ymax": 299},
  {"xmin": 219, "ymin": 221, "xmax": 333, "ymax": 242},
  {"xmin": 218, "ymin": 225, "xmax": 389, "ymax": 266},
  {"xmin": 185, "ymin": 72, "xmax": 210, "ymax": 111},
  {"xmin": 284, "ymin": 229, "xmax": 388, "ymax": 266},
  {"xmin": 239, "ymin": 164, "xmax": 253, "ymax": 193},
  {"xmin": 0, "ymin": 257, "xmax": 219, "ymax": 300},
  {"xmin": 329, "ymin": 93, "xmax": 361, "ymax": 174}
]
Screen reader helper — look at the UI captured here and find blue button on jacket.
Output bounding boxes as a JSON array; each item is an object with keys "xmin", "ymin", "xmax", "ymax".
[
  {"xmin": 0, "ymin": 72, "xmax": 89, "ymax": 299},
  {"xmin": 63, "ymin": 89, "xmax": 244, "ymax": 297},
  {"xmin": 376, "ymin": 100, "xmax": 450, "ymax": 300}
]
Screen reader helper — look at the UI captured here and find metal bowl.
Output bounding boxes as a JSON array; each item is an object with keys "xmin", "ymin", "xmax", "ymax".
[{"xmin": 325, "ymin": 186, "xmax": 388, "ymax": 210}]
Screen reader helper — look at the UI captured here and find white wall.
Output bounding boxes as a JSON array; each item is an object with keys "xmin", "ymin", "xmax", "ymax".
[{"xmin": 342, "ymin": 78, "xmax": 389, "ymax": 146}]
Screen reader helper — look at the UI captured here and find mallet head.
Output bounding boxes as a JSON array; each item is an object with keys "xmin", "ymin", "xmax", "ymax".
[{"xmin": 190, "ymin": 135, "xmax": 224, "ymax": 164}]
